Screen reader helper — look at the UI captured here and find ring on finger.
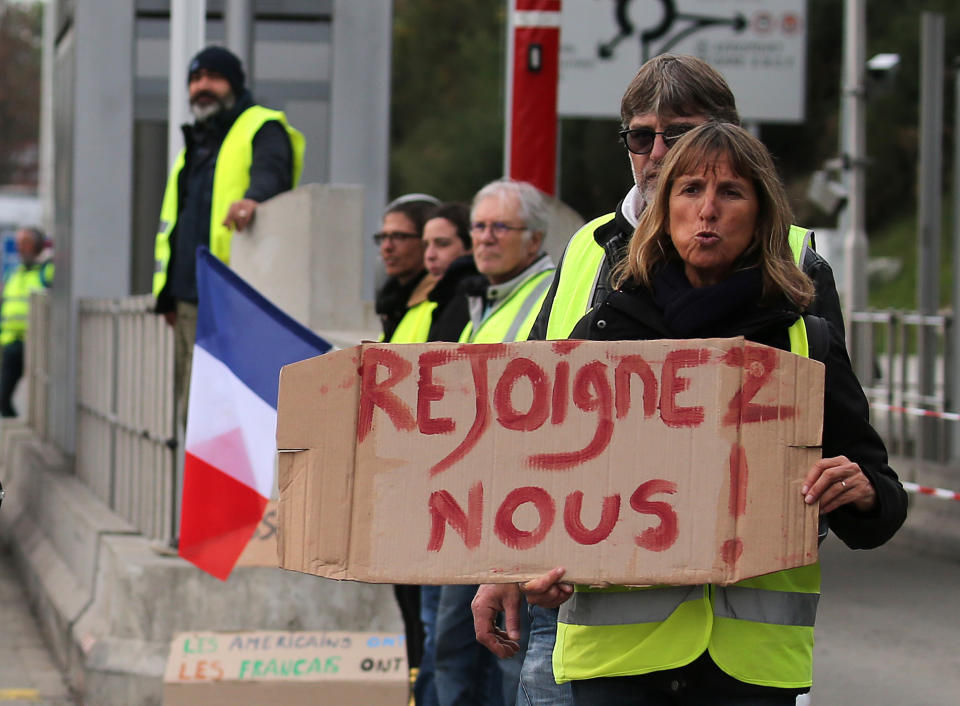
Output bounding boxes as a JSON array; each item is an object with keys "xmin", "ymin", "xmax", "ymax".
[{"xmin": 840, "ymin": 479, "xmax": 847, "ymax": 488}]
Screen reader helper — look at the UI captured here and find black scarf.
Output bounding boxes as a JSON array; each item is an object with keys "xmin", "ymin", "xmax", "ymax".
[{"xmin": 650, "ymin": 260, "xmax": 764, "ymax": 338}]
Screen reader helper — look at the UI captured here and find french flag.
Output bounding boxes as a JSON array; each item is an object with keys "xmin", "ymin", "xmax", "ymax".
[{"xmin": 178, "ymin": 248, "xmax": 331, "ymax": 580}]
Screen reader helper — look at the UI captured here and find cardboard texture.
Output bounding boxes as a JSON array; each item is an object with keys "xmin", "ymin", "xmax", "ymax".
[
  {"xmin": 163, "ymin": 630, "xmax": 408, "ymax": 706},
  {"xmin": 235, "ymin": 501, "xmax": 279, "ymax": 568},
  {"xmin": 277, "ymin": 339, "xmax": 824, "ymax": 586}
]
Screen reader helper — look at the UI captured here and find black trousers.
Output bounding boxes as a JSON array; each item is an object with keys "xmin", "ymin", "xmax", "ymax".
[
  {"xmin": 0, "ymin": 341, "xmax": 24, "ymax": 418},
  {"xmin": 394, "ymin": 584, "xmax": 425, "ymax": 669}
]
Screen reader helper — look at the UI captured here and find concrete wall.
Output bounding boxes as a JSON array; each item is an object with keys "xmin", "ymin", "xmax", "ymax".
[{"xmin": 0, "ymin": 425, "xmax": 403, "ymax": 706}]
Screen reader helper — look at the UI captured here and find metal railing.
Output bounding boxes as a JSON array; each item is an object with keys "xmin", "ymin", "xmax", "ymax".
[
  {"xmin": 26, "ymin": 291, "xmax": 51, "ymax": 440},
  {"xmin": 849, "ymin": 309, "xmax": 954, "ymax": 463},
  {"xmin": 76, "ymin": 296, "xmax": 176, "ymax": 541}
]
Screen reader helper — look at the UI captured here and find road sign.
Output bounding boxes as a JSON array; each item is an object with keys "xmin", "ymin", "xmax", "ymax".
[{"xmin": 558, "ymin": 0, "xmax": 807, "ymax": 123}]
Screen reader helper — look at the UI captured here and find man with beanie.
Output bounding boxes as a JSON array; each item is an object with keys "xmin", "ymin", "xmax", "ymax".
[{"xmin": 152, "ymin": 45, "xmax": 305, "ymax": 433}]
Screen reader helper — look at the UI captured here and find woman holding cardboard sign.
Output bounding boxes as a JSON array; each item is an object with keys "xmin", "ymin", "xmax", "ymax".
[{"xmin": 514, "ymin": 122, "xmax": 907, "ymax": 705}]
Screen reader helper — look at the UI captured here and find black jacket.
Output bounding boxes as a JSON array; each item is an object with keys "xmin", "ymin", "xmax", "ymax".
[
  {"xmin": 376, "ymin": 270, "xmax": 427, "ymax": 341},
  {"xmin": 571, "ymin": 277, "xmax": 907, "ymax": 551},
  {"xmin": 528, "ymin": 197, "xmax": 846, "ymax": 341},
  {"xmin": 158, "ymin": 90, "xmax": 294, "ymax": 311},
  {"xmin": 427, "ymin": 255, "xmax": 479, "ymax": 342}
]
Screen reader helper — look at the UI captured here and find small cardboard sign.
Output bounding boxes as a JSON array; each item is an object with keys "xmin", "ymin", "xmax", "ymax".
[
  {"xmin": 276, "ymin": 339, "xmax": 823, "ymax": 586},
  {"xmin": 163, "ymin": 630, "xmax": 408, "ymax": 706}
]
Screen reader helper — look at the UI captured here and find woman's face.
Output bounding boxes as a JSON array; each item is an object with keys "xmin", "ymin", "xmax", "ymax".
[
  {"xmin": 667, "ymin": 155, "xmax": 759, "ymax": 288},
  {"xmin": 423, "ymin": 217, "xmax": 468, "ymax": 277}
]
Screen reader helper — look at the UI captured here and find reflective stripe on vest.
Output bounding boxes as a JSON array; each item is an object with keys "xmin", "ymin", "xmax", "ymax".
[
  {"xmin": 1, "ymin": 265, "xmax": 51, "ymax": 346},
  {"xmin": 390, "ymin": 300, "xmax": 438, "ymax": 343},
  {"xmin": 543, "ymin": 221, "xmax": 812, "ymax": 341},
  {"xmin": 554, "ymin": 317, "xmax": 819, "ymax": 689},
  {"xmin": 152, "ymin": 106, "xmax": 305, "ymax": 298},
  {"xmin": 544, "ymin": 214, "xmax": 613, "ymax": 340},
  {"xmin": 460, "ymin": 270, "xmax": 555, "ymax": 343}
]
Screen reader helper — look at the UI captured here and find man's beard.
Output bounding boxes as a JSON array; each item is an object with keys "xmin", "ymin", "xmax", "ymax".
[{"xmin": 189, "ymin": 91, "xmax": 235, "ymax": 122}]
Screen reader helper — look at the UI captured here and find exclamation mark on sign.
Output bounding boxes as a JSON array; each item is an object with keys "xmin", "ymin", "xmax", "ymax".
[{"xmin": 722, "ymin": 443, "xmax": 749, "ymax": 567}]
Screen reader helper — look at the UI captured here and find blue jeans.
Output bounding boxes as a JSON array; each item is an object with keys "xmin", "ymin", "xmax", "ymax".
[
  {"xmin": 517, "ymin": 605, "xmax": 572, "ymax": 706},
  {"xmin": 434, "ymin": 585, "xmax": 529, "ymax": 706},
  {"xmin": 414, "ymin": 585, "xmax": 441, "ymax": 706}
]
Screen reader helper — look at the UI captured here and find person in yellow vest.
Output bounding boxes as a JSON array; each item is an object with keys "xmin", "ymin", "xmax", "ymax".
[
  {"xmin": 375, "ymin": 194, "xmax": 442, "ymax": 342},
  {"xmin": 433, "ymin": 179, "xmax": 555, "ymax": 706},
  {"xmin": 474, "ymin": 55, "xmax": 847, "ymax": 706},
  {"xmin": 510, "ymin": 124, "xmax": 908, "ymax": 705},
  {"xmin": 0, "ymin": 227, "xmax": 53, "ymax": 418},
  {"xmin": 152, "ymin": 45, "xmax": 304, "ymax": 428}
]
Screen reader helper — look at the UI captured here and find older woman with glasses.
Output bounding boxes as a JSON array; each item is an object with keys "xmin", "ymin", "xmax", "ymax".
[{"xmin": 517, "ymin": 122, "xmax": 907, "ymax": 706}]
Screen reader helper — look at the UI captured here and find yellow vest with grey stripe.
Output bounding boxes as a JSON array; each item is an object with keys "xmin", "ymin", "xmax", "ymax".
[
  {"xmin": 152, "ymin": 106, "xmax": 305, "ymax": 298},
  {"xmin": 459, "ymin": 269, "xmax": 555, "ymax": 343},
  {"xmin": 554, "ymin": 318, "xmax": 819, "ymax": 688},
  {"xmin": 1, "ymin": 262, "xmax": 54, "ymax": 346},
  {"xmin": 544, "ymin": 218, "xmax": 814, "ymax": 340}
]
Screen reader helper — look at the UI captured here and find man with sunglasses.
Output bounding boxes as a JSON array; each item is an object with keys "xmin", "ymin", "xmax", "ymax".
[{"xmin": 472, "ymin": 54, "xmax": 845, "ymax": 706}]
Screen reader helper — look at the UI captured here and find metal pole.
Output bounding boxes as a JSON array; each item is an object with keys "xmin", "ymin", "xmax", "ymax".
[
  {"xmin": 225, "ymin": 0, "xmax": 254, "ymax": 81},
  {"xmin": 950, "ymin": 56, "xmax": 960, "ymax": 461},
  {"xmin": 841, "ymin": 0, "xmax": 871, "ymax": 381},
  {"xmin": 167, "ymin": 0, "xmax": 206, "ymax": 173},
  {"xmin": 917, "ymin": 12, "xmax": 944, "ymax": 460}
]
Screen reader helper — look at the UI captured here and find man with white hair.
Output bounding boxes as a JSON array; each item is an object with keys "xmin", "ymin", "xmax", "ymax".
[{"xmin": 432, "ymin": 179, "xmax": 555, "ymax": 706}]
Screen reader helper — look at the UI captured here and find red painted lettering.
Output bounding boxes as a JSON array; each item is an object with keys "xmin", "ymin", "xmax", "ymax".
[
  {"xmin": 551, "ymin": 361, "xmax": 570, "ymax": 425},
  {"xmin": 417, "ymin": 350, "xmax": 456, "ymax": 435},
  {"xmin": 563, "ymin": 491, "xmax": 620, "ymax": 545},
  {"xmin": 630, "ymin": 479, "xmax": 679, "ymax": 552},
  {"xmin": 722, "ymin": 346, "xmax": 795, "ymax": 425},
  {"xmin": 614, "ymin": 355, "xmax": 658, "ymax": 419},
  {"xmin": 728, "ymin": 443, "xmax": 748, "ymax": 518},
  {"xmin": 529, "ymin": 361, "xmax": 614, "ymax": 470},
  {"xmin": 494, "ymin": 486, "xmax": 555, "ymax": 550},
  {"xmin": 494, "ymin": 358, "xmax": 550, "ymax": 431},
  {"xmin": 427, "ymin": 482, "xmax": 484, "ymax": 551},
  {"xmin": 551, "ymin": 340, "xmax": 581, "ymax": 355},
  {"xmin": 358, "ymin": 348, "xmax": 415, "ymax": 442},
  {"xmin": 722, "ymin": 538, "xmax": 743, "ymax": 567},
  {"xmin": 429, "ymin": 345, "xmax": 501, "ymax": 476},
  {"xmin": 660, "ymin": 349, "xmax": 708, "ymax": 428}
]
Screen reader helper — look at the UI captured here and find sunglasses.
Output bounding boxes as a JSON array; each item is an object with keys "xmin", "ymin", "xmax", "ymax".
[{"xmin": 618, "ymin": 124, "xmax": 696, "ymax": 155}]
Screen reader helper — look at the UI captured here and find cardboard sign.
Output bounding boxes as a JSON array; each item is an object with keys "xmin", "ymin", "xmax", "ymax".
[
  {"xmin": 163, "ymin": 630, "xmax": 408, "ymax": 705},
  {"xmin": 235, "ymin": 501, "xmax": 279, "ymax": 568},
  {"xmin": 276, "ymin": 339, "xmax": 823, "ymax": 586}
]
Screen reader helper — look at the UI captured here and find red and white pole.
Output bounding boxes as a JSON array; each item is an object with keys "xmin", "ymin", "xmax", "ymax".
[{"xmin": 505, "ymin": 0, "xmax": 561, "ymax": 196}]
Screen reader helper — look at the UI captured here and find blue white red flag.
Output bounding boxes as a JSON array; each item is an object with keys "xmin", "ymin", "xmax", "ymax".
[{"xmin": 178, "ymin": 247, "xmax": 331, "ymax": 580}]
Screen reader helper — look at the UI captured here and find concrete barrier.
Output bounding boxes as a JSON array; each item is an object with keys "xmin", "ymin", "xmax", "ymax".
[{"xmin": 0, "ymin": 427, "xmax": 403, "ymax": 706}]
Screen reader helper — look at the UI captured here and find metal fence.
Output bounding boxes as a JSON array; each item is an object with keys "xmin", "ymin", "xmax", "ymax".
[
  {"xmin": 75, "ymin": 296, "xmax": 176, "ymax": 541},
  {"xmin": 26, "ymin": 291, "xmax": 51, "ymax": 440},
  {"xmin": 849, "ymin": 309, "xmax": 954, "ymax": 463}
]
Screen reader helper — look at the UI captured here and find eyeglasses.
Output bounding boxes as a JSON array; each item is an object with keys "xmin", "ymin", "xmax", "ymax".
[
  {"xmin": 470, "ymin": 222, "xmax": 529, "ymax": 237},
  {"xmin": 372, "ymin": 231, "xmax": 419, "ymax": 245},
  {"xmin": 618, "ymin": 125, "xmax": 696, "ymax": 155}
]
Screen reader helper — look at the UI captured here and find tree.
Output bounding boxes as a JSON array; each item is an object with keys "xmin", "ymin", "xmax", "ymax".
[{"xmin": 0, "ymin": 1, "xmax": 42, "ymax": 189}]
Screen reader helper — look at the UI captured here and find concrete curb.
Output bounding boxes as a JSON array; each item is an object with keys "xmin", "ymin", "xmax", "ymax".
[{"xmin": 0, "ymin": 428, "xmax": 403, "ymax": 706}]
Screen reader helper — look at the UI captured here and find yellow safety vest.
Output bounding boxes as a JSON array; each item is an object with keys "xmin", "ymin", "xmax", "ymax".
[
  {"xmin": 152, "ymin": 105, "xmax": 305, "ymax": 298},
  {"xmin": 459, "ymin": 269, "xmax": 555, "ymax": 343},
  {"xmin": 390, "ymin": 300, "xmax": 438, "ymax": 343},
  {"xmin": 554, "ymin": 317, "xmax": 819, "ymax": 689},
  {"xmin": 544, "ymin": 219, "xmax": 812, "ymax": 340},
  {"xmin": 1, "ymin": 262, "xmax": 54, "ymax": 346}
]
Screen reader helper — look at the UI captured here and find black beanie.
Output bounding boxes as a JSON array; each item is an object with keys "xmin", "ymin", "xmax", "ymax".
[{"xmin": 187, "ymin": 46, "xmax": 245, "ymax": 95}]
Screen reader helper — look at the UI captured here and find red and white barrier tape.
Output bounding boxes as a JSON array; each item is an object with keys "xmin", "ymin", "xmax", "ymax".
[
  {"xmin": 902, "ymin": 481, "xmax": 960, "ymax": 502},
  {"xmin": 869, "ymin": 402, "xmax": 960, "ymax": 422}
]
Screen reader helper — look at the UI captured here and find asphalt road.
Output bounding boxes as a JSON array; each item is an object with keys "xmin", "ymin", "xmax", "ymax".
[{"xmin": 809, "ymin": 534, "xmax": 960, "ymax": 705}]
